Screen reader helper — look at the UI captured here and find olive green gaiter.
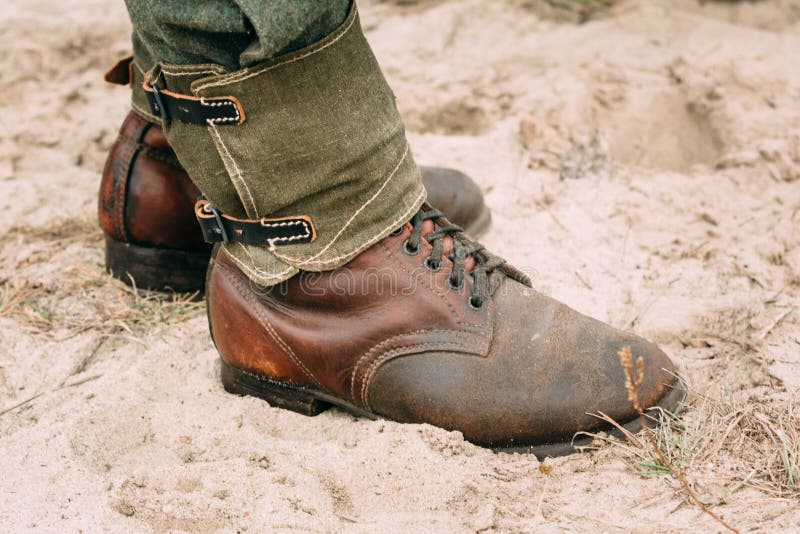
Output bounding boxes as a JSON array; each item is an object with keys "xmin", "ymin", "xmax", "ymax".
[{"xmin": 142, "ymin": 3, "xmax": 425, "ymax": 285}]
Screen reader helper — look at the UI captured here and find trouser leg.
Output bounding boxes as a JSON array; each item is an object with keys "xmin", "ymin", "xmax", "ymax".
[
  {"xmin": 125, "ymin": 0, "xmax": 350, "ymax": 70},
  {"xmin": 124, "ymin": 0, "xmax": 350, "ymax": 126},
  {"xmin": 122, "ymin": 1, "xmax": 424, "ymax": 286}
]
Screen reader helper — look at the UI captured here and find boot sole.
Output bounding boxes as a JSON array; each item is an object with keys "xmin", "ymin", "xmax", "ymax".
[
  {"xmin": 105, "ymin": 234, "xmax": 209, "ymax": 293},
  {"xmin": 219, "ymin": 357, "xmax": 686, "ymax": 459},
  {"xmin": 102, "ymin": 209, "xmax": 491, "ymax": 294}
]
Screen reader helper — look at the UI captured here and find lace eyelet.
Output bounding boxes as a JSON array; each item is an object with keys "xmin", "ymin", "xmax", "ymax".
[
  {"xmin": 390, "ymin": 226, "xmax": 404, "ymax": 236},
  {"xmin": 469, "ymin": 296, "xmax": 484, "ymax": 310},
  {"xmin": 424, "ymin": 257, "xmax": 441, "ymax": 272},
  {"xmin": 447, "ymin": 276, "xmax": 464, "ymax": 290},
  {"xmin": 403, "ymin": 240, "xmax": 420, "ymax": 256}
]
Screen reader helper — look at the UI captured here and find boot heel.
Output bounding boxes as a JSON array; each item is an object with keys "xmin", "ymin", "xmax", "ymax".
[
  {"xmin": 104, "ymin": 234, "xmax": 210, "ymax": 293},
  {"xmin": 220, "ymin": 358, "xmax": 331, "ymax": 416}
]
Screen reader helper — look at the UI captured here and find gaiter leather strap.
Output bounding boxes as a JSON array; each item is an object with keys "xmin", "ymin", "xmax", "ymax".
[
  {"xmin": 195, "ymin": 199, "xmax": 315, "ymax": 247},
  {"xmin": 143, "ymin": 75, "xmax": 245, "ymax": 126}
]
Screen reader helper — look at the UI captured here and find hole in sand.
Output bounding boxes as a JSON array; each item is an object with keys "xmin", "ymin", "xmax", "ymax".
[
  {"xmin": 603, "ymin": 88, "xmax": 724, "ymax": 173},
  {"xmin": 408, "ymin": 100, "xmax": 491, "ymax": 136}
]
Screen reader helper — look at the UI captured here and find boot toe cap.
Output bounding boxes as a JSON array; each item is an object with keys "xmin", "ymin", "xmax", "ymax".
[{"xmin": 367, "ymin": 294, "xmax": 680, "ymax": 452}]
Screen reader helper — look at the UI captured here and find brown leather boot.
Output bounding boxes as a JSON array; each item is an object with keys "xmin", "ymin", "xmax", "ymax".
[
  {"xmin": 99, "ymin": 112, "xmax": 492, "ymax": 292},
  {"xmin": 208, "ymin": 205, "xmax": 683, "ymax": 457}
]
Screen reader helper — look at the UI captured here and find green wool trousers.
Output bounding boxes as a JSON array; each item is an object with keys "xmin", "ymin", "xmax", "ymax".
[
  {"xmin": 125, "ymin": 0, "xmax": 351, "ymax": 71},
  {"xmin": 123, "ymin": 0, "xmax": 425, "ymax": 285}
]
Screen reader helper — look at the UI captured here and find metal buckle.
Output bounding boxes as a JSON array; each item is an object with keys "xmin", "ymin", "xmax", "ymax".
[
  {"xmin": 150, "ymin": 84, "xmax": 170, "ymax": 124},
  {"xmin": 202, "ymin": 201, "xmax": 229, "ymax": 243}
]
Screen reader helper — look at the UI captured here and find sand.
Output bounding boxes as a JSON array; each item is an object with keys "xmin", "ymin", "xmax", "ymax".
[{"xmin": 1, "ymin": 0, "xmax": 799, "ymax": 531}]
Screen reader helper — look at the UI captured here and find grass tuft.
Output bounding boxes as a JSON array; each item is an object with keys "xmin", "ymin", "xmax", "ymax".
[
  {"xmin": 581, "ymin": 346, "xmax": 800, "ymax": 531},
  {"xmin": 0, "ymin": 216, "xmax": 204, "ymax": 338}
]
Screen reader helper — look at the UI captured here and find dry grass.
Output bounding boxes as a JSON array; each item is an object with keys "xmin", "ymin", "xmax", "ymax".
[
  {"xmin": 632, "ymin": 387, "xmax": 800, "ymax": 498},
  {"xmin": 0, "ymin": 216, "xmax": 203, "ymax": 338},
  {"xmin": 618, "ymin": 347, "xmax": 740, "ymax": 532},
  {"xmin": 581, "ymin": 351, "xmax": 800, "ymax": 513}
]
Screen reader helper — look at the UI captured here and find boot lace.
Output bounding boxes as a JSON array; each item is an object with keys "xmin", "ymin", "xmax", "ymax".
[{"xmin": 401, "ymin": 206, "xmax": 531, "ymax": 308}]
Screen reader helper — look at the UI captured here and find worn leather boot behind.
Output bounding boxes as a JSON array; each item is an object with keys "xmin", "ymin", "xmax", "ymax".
[
  {"xmin": 208, "ymin": 205, "xmax": 683, "ymax": 457},
  {"xmin": 98, "ymin": 112, "xmax": 491, "ymax": 292}
]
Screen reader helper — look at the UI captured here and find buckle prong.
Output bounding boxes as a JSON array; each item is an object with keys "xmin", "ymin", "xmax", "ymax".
[
  {"xmin": 150, "ymin": 84, "xmax": 170, "ymax": 124},
  {"xmin": 204, "ymin": 202, "xmax": 229, "ymax": 243}
]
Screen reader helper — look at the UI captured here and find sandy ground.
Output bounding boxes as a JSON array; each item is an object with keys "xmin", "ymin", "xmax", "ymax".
[{"xmin": 2, "ymin": 0, "xmax": 800, "ymax": 531}]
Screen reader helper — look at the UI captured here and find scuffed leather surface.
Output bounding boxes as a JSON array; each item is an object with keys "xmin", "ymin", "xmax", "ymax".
[
  {"xmin": 99, "ymin": 112, "xmax": 145, "ymax": 242},
  {"xmin": 206, "ymin": 224, "xmax": 675, "ymax": 448},
  {"xmin": 99, "ymin": 112, "xmax": 208, "ymax": 251},
  {"xmin": 207, "ymin": 227, "xmax": 492, "ymax": 405},
  {"xmin": 369, "ymin": 284, "xmax": 674, "ymax": 447}
]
